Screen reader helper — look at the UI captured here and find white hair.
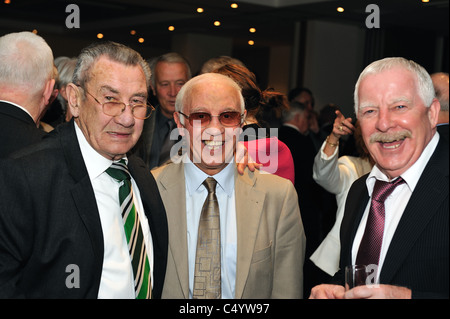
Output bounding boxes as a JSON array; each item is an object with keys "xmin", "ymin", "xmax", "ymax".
[
  {"xmin": 0, "ymin": 31, "xmax": 54, "ymax": 94},
  {"xmin": 354, "ymin": 57, "xmax": 435, "ymax": 116}
]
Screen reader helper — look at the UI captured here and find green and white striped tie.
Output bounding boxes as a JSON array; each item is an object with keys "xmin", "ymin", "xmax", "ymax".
[{"xmin": 106, "ymin": 159, "xmax": 151, "ymax": 299}]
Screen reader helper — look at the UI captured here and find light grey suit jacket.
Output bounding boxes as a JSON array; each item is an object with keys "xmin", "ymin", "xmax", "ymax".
[{"xmin": 152, "ymin": 160, "xmax": 306, "ymax": 299}]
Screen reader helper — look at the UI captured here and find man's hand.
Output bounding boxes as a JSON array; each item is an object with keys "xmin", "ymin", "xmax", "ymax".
[
  {"xmin": 309, "ymin": 284, "xmax": 345, "ymax": 299},
  {"xmin": 235, "ymin": 142, "xmax": 261, "ymax": 175},
  {"xmin": 344, "ymin": 284, "xmax": 412, "ymax": 299}
]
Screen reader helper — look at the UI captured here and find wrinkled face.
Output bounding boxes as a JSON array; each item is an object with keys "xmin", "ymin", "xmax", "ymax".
[
  {"xmin": 357, "ymin": 67, "xmax": 439, "ymax": 179},
  {"xmin": 69, "ymin": 56, "xmax": 147, "ymax": 161},
  {"xmin": 154, "ymin": 61, "xmax": 189, "ymax": 118},
  {"xmin": 174, "ymin": 79, "xmax": 245, "ymax": 175}
]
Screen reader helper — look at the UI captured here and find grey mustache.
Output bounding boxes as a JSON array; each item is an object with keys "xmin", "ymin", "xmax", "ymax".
[{"xmin": 369, "ymin": 130, "xmax": 412, "ymax": 144}]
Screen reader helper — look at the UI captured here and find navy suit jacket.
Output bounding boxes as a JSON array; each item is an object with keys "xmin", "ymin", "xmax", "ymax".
[
  {"xmin": 334, "ymin": 136, "xmax": 449, "ymax": 299},
  {"xmin": 0, "ymin": 120, "xmax": 168, "ymax": 298}
]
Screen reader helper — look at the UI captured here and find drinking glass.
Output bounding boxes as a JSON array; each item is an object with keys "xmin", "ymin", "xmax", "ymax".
[{"xmin": 345, "ymin": 265, "xmax": 369, "ymax": 291}]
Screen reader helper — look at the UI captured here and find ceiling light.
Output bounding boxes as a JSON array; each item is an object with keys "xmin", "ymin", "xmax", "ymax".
[
  {"xmin": 249, "ymin": 28, "xmax": 256, "ymax": 33},
  {"xmin": 422, "ymin": 0, "xmax": 430, "ymax": 2},
  {"xmin": 138, "ymin": 37, "xmax": 144, "ymax": 43},
  {"xmin": 337, "ymin": 7, "xmax": 344, "ymax": 13},
  {"xmin": 231, "ymin": 3, "xmax": 238, "ymax": 9},
  {"xmin": 214, "ymin": 21, "xmax": 221, "ymax": 27},
  {"xmin": 168, "ymin": 26, "xmax": 175, "ymax": 31},
  {"xmin": 130, "ymin": 30, "xmax": 136, "ymax": 35},
  {"xmin": 97, "ymin": 33, "xmax": 104, "ymax": 39},
  {"xmin": 197, "ymin": 8, "xmax": 204, "ymax": 13},
  {"xmin": 248, "ymin": 40, "xmax": 255, "ymax": 46}
]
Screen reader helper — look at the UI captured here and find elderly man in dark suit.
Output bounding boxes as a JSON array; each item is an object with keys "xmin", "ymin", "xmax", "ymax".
[
  {"xmin": 310, "ymin": 57, "xmax": 448, "ymax": 299},
  {"xmin": 0, "ymin": 31, "xmax": 55, "ymax": 158},
  {"xmin": 0, "ymin": 41, "xmax": 168, "ymax": 298}
]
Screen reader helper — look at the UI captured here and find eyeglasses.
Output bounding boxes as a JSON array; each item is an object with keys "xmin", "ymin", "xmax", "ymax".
[
  {"xmin": 77, "ymin": 85, "xmax": 154, "ymax": 120},
  {"xmin": 178, "ymin": 111, "xmax": 244, "ymax": 127}
]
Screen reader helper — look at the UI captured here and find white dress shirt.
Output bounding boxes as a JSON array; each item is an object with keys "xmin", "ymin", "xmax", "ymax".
[
  {"xmin": 183, "ymin": 156, "xmax": 237, "ymax": 299},
  {"xmin": 75, "ymin": 122, "xmax": 154, "ymax": 298},
  {"xmin": 352, "ymin": 132, "xmax": 440, "ymax": 281}
]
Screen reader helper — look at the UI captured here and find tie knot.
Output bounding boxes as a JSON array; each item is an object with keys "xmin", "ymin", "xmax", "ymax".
[
  {"xmin": 203, "ymin": 177, "xmax": 217, "ymax": 194},
  {"xmin": 372, "ymin": 176, "xmax": 405, "ymax": 202},
  {"xmin": 106, "ymin": 159, "xmax": 131, "ymax": 182}
]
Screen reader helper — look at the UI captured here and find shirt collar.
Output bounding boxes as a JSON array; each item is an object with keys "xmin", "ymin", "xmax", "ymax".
[
  {"xmin": 74, "ymin": 121, "xmax": 126, "ymax": 180},
  {"xmin": 184, "ymin": 154, "xmax": 235, "ymax": 197},
  {"xmin": 367, "ymin": 132, "xmax": 440, "ymax": 194}
]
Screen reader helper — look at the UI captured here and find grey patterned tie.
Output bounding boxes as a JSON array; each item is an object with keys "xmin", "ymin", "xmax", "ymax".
[{"xmin": 193, "ymin": 177, "xmax": 221, "ymax": 299}]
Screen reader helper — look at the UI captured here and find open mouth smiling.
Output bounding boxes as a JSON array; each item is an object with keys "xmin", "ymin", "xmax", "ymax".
[
  {"xmin": 370, "ymin": 130, "xmax": 412, "ymax": 150},
  {"xmin": 203, "ymin": 139, "xmax": 224, "ymax": 150}
]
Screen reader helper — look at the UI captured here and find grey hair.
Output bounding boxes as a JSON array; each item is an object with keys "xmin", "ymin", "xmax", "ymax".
[
  {"xmin": 354, "ymin": 57, "xmax": 435, "ymax": 116},
  {"xmin": 281, "ymin": 101, "xmax": 308, "ymax": 123},
  {"xmin": 54, "ymin": 56, "xmax": 77, "ymax": 109},
  {"xmin": 149, "ymin": 52, "xmax": 191, "ymax": 89},
  {"xmin": 0, "ymin": 31, "xmax": 54, "ymax": 94},
  {"xmin": 175, "ymin": 73, "xmax": 245, "ymax": 125},
  {"xmin": 72, "ymin": 41, "xmax": 151, "ymax": 89}
]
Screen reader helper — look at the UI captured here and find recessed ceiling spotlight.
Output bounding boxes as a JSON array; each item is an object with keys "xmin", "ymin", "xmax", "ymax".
[
  {"xmin": 168, "ymin": 26, "xmax": 175, "ymax": 31},
  {"xmin": 138, "ymin": 37, "xmax": 144, "ymax": 43},
  {"xmin": 197, "ymin": 8, "xmax": 204, "ymax": 13},
  {"xmin": 231, "ymin": 3, "xmax": 238, "ymax": 9},
  {"xmin": 130, "ymin": 30, "xmax": 136, "ymax": 35},
  {"xmin": 249, "ymin": 28, "xmax": 256, "ymax": 33},
  {"xmin": 97, "ymin": 33, "xmax": 104, "ymax": 39},
  {"xmin": 337, "ymin": 7, "xmax": 344, "ymax": 13},
  {"xmin": 214, "ymin": 21, "xmax": 221, "ymax": 27},
  {"xmin": 248, "ymin": 40, "xmax": 255, "ymax": 46}
]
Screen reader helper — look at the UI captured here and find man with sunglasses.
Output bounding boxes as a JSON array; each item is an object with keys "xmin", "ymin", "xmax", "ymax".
[
  {"xmin": 152, "ymin": 73, "xmax": 306, "ymax": 299},
  {"xmin": 0, "ymin": 41, "xmax": 168, "ymax": 298}
]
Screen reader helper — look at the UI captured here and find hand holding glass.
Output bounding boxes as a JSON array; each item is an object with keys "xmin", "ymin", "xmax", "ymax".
[{"xmin": 345, "ymin": 265, "xmax": 370, "ymax": 291}]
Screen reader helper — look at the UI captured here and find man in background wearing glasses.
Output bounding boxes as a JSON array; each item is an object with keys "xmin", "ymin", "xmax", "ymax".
[
  {"xmin": 0, "ymin": 41, "xmax": 168, "ymax": 298},
  {"xmin": 152, "ymin": 73, "xmax": 306, "ymax": 299}
]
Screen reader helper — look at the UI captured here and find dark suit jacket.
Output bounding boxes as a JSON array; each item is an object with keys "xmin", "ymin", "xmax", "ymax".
[
  {"xmin": 278, "ymin": 126, "xmax": 327, "ymax": 251},
  {"xmin": 437, "ymin": 123, "xmax": 448, "ymax": 142},
  {"xmin": 0, "ymin": 101, "xmax": 46, "ymax": 158},
  {"xmin": 0, "ymin": 120, "xmax": 168, "ymax": 298},
  {"xmin": 334, "ymin": 136, "xmax": 449, "ymax": 298}
]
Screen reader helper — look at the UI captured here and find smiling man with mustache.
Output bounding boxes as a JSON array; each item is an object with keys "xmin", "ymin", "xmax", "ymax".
[{"xmin": 310, "ymin": 57, "xmax": 448, "ymax": 299}]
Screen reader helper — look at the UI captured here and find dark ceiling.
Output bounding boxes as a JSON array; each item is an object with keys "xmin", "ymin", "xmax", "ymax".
[{"xmin": 1, "ymin": 0, "xmax": 448, "ymax": 51}]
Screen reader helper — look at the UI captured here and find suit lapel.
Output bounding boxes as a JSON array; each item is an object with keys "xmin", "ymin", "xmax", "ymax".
[
  {"xmin": 158, "ymin": 162, "xmax": 190, "ymax": 298},
  {"xmin": 59, "ymin": 121, "xmax": 104, "ymax": 286},
  {"xmin": 234, "ymin": 170, "xmax": 265, "ymax": 299},
  {"xmin": 339, "ymin": 176, "xmax": 369, "ymax": 272},
  {"xmin": 381, "ymin": 139, "xmax": 449, "ymax": 283}
]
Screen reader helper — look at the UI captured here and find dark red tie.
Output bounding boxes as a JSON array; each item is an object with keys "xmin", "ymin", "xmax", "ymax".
[{"xmin": 356, "ymin": 177, "xmax": 405, "ymax": 266}]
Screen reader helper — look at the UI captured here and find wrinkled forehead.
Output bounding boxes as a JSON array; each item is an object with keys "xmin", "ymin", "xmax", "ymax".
[{"xmin": 186, "ymin": 80, "xmax": 241, "ymax": 110}]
